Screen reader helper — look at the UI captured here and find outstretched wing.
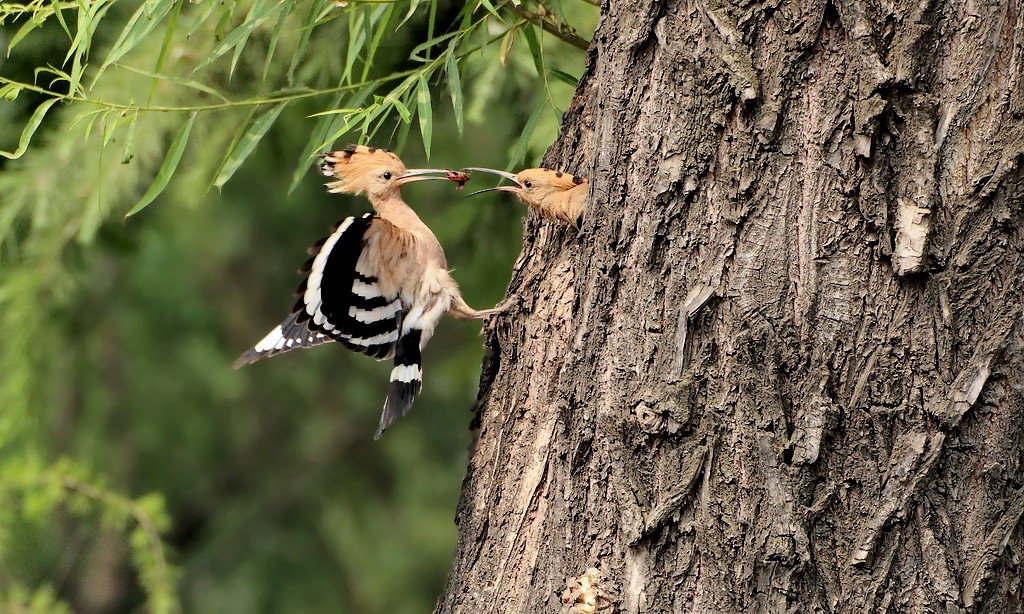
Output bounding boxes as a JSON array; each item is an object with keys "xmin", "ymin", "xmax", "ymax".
[{"xmin": 234, "ymin": 213, "xmax": 404, "ymax": 367}]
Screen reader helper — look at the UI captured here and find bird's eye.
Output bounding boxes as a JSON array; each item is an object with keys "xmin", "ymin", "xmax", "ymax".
[
  {"xmin": 524, "ymin": 181, "xmax": 533, "ymax": 188},
  {"xmin": 383, "ymin": 171, "xmax": 392, "ymax": 180}
]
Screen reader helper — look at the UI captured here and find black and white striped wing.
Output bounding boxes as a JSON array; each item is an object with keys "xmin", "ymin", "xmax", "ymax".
[
  {"xmin": 302, "ymin": 215, "xmax": 405, "ymax": 359},
  {"xmin": 234, "ymin": 213, "xmax": 404, "ymax": 367}
]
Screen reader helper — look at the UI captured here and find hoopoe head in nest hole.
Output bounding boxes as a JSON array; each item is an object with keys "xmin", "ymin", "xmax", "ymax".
[
  {"xmin": 318, "ymin": 144, "xmax": 453, "ymax": 201},
  {"xmin": 464, "ymin": 166, "xmax": 589, "ymax": 227}
]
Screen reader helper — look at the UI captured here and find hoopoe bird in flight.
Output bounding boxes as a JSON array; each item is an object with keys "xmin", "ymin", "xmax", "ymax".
[
  {"xmin": 235, "ymin": 145, "xmax": 498, "ymax": 439},
  {"xmin": 464, "ymin": 167, "xmax": 589, "ymax": 227}
]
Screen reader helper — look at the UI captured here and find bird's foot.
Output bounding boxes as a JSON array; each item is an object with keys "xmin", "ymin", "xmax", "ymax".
[{"xmin": 466, "ymin": 298, "xmax": 516, "ymax": 320}]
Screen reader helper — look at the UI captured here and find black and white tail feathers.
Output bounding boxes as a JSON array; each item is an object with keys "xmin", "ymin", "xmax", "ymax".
[{"xmin": 375, "ymin": 329, "xmax": 423, "ymax": 439}]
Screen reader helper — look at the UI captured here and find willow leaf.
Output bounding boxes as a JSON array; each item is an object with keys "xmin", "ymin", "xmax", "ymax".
[
  {"xmin": 121, "ymin": 110, "xmax": 139, "ymax": 164},
  {"xmin": 262, "ymin": 0, "xmax": 292, "ymax": 83},
  {"xmin": 522, "ymin": 23, "xmax": 544, "ymax": 77},
  {"xmin": 309, "ymin": 107, "xmax": 367, "ymax": 118},
  {"xmin": 476, "ymin": 0, "xmax": 502, "ymax": 20},
  {"xmin": 362, "ymin": 4, "xmax": 393, "ymax": 81},
  {"xmin": 508, "ymin": 102, "xmax": 545, "ymax": 170},
  {"xmin": 97, "ymin": 0, "xmax": 175, "ymax": 77},
  {"xmin": 214, "ymin": 103, "xmax": 287, "ymax": 189},
  {"xmin": 119, "ymin": 66, "xmax": 231, "ymax": 102},
  {"xmin": 125, "ymin": 113, "xmax": 196, "ymax": 218},
  {"xmin": 426, "ymin": 0, "xmax": 436, "ymax": 59},
  {"xmin": 7, "ymin": 15, "xmax": 44, "ymax": 55},
  {"xmin": 444, "ymin": 51, "xmax": 464, "ymax": 135},
  {"xmin": 416, "ymin": 74, "xmax": 432, "ymax": 156},
  {"xmin": 398, "ymin": 0, "xmax": 423, "ymax": 29},
  {"xmin": 392, "ymin": 97, "xmax": 411, "ymax": 123},
  {"xmin": 52, "ymin": 1, "xmax": 72, "ymax": 40},
  {"xmin": 499, "ymin": 29, "xmax": 515, "ymax": 65},
  {"xmin": 67, "ymin": 0, "xmax": 115, "ymax": 94},
  {"xmin": 550, "ymin": 69, "xmax": 579, "ymax": 86},
  {"xmin": 343, "ymin": 8, "xmax": 368, "ymax": 84},
  {"xmin": 72, "ymin": 108, "xmax": 108, "ymax": 142},
  {"xmin": 0, "ymin": 98, "xmax": 59, "ymax": 160},
  {"xmin": 0, "ymin": 83, "xmax": 22, "ymax": 101},
  {"xmin": 408, "ymin": 31, "xmax": 459, "ymax": 62},
  {"xmin": 392, "ymin": 108, "xmax": 413, "ymax": 151},
  {"xmin": 186, "ymin": 0, "xmax": 222, "ymax": 38},
  {"xmin": 193, "ymin": 0, "xmax": 281, "ymax": 75},
  {"xmin": 287, "ymin": 0, "xmax": 326, "ymax": 84}
]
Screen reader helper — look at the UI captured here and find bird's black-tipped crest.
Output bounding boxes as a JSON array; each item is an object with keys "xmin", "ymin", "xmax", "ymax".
[{"xmin": 317, "ymin": 153, "xmax": 331, "ymax": 174}]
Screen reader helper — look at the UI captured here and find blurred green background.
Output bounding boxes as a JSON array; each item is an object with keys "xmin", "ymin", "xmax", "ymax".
[{"xmin": 0, "ymin": 1, "xmax": 596, "ymax": 612}]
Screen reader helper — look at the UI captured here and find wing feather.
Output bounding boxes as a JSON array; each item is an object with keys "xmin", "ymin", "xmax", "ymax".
[{"xmin": 235, "ymin": 214, "xmax": 404, "ymax": 366}]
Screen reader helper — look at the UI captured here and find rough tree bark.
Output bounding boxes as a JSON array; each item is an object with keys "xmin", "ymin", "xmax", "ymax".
[{"xmin": 439, "ymin": 0, "xmax": 1024, "ymax": 611}]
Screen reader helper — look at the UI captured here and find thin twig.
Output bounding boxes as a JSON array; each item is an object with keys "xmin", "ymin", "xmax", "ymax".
[
  {"xmin": 0, "ymin": 72, "xmax": 410, "ymax": 113},
  {"xmin": 511, "ymin": 7, "xmax": 591, "ymax": 50},
  {"xmin": 60, "ymin": 476, "xmax": 171, "ymax": 597}
]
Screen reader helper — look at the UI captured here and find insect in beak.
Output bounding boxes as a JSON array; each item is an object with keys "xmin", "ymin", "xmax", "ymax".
[{"xmin": 444, "ymin": 169, "xmax": 471, "ymax": 189}]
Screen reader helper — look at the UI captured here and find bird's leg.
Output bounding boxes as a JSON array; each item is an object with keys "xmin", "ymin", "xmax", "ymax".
[
  {"xmin": 448, "ymin": 296, "xmax": 508, "ymax": 320},
  {"xmin": 467, "ymin": 305, "xmax": 507, "ymax": 319}
]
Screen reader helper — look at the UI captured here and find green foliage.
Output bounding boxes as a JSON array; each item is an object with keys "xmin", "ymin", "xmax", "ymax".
[
  {"xmin": 126, "ymin": 111, "xmax": 196, "ymax": 217},
  {"xmin": 0, "ymin": 0, "xmax": 596, "ymax": 610},
  {"xmin": 0, "ymin": 95, "xmax": 57, "ymax": 159},
  {"xmin": 0, "ymin": 584, "xmax": 71, "ymax": 614},
  {"xmin": 213, "ymin": 103, "xmax": 286, "ymax": 189},
  {"xmin": 0, "ymin": 458, "xmax": 177, "ymax": 612}
]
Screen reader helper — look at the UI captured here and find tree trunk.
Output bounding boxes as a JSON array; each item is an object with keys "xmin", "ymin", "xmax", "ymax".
[{"xmin": 439, "ymin": 0, "xmax": 1024, "ymax": 611}]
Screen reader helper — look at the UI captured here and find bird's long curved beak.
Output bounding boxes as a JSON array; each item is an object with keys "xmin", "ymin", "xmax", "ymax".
[
  {"xmin": 463, "ymin": 167, "xmax": 522, "ymax": 186},
  {"xmin": 462, "ymin": 167, "xmax": 523, "ymax": 197},
  {"xmin": 396, "ymin": 168, "xmax": 451, "ymax": 185},
  {"xmin": 466, "ymin": 185, "xmax": 520, "ymax": 197}
]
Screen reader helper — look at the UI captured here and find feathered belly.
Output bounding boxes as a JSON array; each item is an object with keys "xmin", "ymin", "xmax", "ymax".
[{"xmin": 397, "ymin": 267, "xmax": 458, "ymax": 346}]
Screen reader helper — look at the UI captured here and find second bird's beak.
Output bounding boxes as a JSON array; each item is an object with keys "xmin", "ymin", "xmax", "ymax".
[
  {"xmin": 465, "ymin": 185, "xmax": 521, "ymax": 196},
  {"xmin": 396, "ymin": 169, "xmax": 451, "ymax": 186},
  {"xmin": 462, "ymin": 167, "xmax": 523, "ymax": 197}
]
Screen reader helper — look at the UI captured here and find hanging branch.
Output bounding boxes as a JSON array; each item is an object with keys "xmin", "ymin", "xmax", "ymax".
[{"xmin": 511, "ymin": 6, "xmax": 591, "ymax": 50}]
